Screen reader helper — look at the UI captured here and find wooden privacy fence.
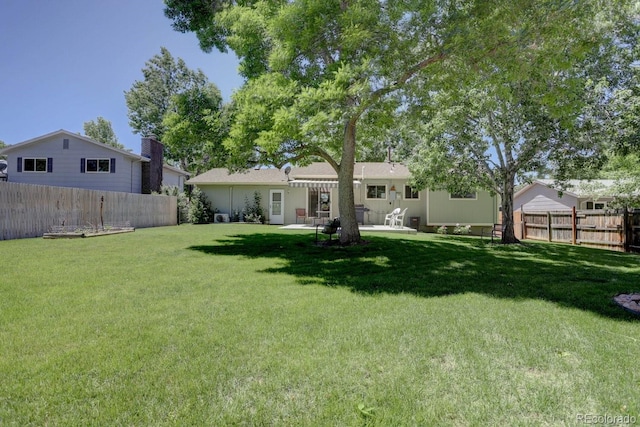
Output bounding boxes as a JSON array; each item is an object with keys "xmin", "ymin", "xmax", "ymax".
[
  {"xmin": 0, "ymin": 182, "xmax": 177, "ymax": 240},
  {"xmin": 516, "ymin": 208, "xmax": 640, "ymax": 252}
]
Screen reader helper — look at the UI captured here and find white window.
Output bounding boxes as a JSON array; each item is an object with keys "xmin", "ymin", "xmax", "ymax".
[
  {"xmin": 23, "ymin": 158, "xmax": 48, "ymax": 172},
  {"xmin": 450, "ymin": 192, "xmax": 477, "ymax": 200},
  {"xmin": 86, "ymin": 159, "xmax": 111, "ymax": 173},
  {"xmin": 404, "ymin": 185, "xmax": 419, "ymax": 200},
  {"xmin": 366, "ymin": 184, "xmax": 387, "ymax": 199},
  {"xmin": 585, "ymin": 201, "xmax": 606, "ymax": 210}
]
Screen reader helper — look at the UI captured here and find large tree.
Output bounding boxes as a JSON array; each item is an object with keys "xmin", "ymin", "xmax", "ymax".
[
  {"xmin": 161, "ymin": 82, "xmax": 231, "ymax": 174},
  {"xmin": 125, "ymin": 47, "xmax": 208, "ymax": 140},
  {"xmin": 83, "ymin": 117, "xmax": 124, "ymax": 149},
  {"xmin": 165, "ymin": 0, "xmax": 629, "ymax": 245},
  {"xmin": 406, "ymin": 1, "xmax": 636, "ymax": 243}
]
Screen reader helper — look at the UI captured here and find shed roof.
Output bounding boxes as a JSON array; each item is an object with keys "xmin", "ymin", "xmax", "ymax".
[{"xmin": 514, "ymin": 179, "xmax": 620, "ymax": 199}]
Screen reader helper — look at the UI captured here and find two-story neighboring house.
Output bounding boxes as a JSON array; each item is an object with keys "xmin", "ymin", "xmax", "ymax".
[{"xmin": 0, "ymin": 129, "xmax": 188, "ymax": 193}]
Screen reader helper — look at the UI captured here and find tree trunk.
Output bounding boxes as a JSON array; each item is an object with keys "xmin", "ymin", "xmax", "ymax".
[
  {"xmin": 338, "ymin": 119, "xmax": 362, "ymax": 245},
  {"xmin": 501, "ymin": 175, "xmax": 520, "ymax": 244}
]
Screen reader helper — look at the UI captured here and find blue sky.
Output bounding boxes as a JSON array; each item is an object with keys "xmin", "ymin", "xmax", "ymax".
[{"xmin": 1, "ymin": 0, "xmax": 244, "ymax": 152}]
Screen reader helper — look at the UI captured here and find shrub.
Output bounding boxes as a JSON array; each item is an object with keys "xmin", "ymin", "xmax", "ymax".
[
  {"xmin": 436, "ymin": 225, "xmax": 448, "ymax": 234},
  {"xmin": 159, "ymin": 185, "xmax": 189, "ymax": 224},
  {"xmin": 243, "ymin": 191, "xmax": 265, "ymax": 224},
  {"xmin": 188, "ymin": 187, "xmax": 214, "ymax": 224},
  {"xmin": 453, "ymin": 224, "xmax": 472, "ymax": 235}
]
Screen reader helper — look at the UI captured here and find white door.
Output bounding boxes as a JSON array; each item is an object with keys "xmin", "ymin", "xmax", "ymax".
[{"xmin": 269, "ymin": 189, "xmax": 285, "ymax": 224}]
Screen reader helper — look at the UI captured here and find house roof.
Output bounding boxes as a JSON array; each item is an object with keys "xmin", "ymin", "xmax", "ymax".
[
  {"xmin": 187, "ymin": 167, "xmax": 289, "ymax": 185},
  {"xmin": 187, "ymin": 162, "xmax": 411, "ymax": 185},
  {"xmin": 0, "ymin": 129, "xmax": 149, "ymax": 162},
  {"xmin": 163, "ymin": 164, "xmax": 190, "ymax": 177},
  {"xmin": 514, "ymin": 179, "xmax": 622, "ymax": 199},
  {"xmin": 293, "ymin": 162, "xmax": 411, "ymax": 179}
]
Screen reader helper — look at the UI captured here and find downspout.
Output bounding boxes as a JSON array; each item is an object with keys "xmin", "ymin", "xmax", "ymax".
[{"xmin": 426, "ymin": 189, "xmax": 430, "ymax": 226}]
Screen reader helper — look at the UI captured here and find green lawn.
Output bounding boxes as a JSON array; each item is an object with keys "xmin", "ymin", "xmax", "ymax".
[{"xmin": 1, "ymin": 224, "xmax": 639, "ymax": 426}]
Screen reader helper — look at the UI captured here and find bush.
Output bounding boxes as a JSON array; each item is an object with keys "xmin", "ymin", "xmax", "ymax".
[
  {"xmin": 436, "ymin": 225, "xmax": 448, "ymax": 234},
  {"xmin": 243, "ymin": 191, "xmax": 265, "ymax": 224},
  {"xmin": 188, "ymin": 187, "xmax": 214, "ymax": 224},
  {"xmin": 159, "ymin": 186, "xmax": 189, "ymax": 224},
  {"xmin": 453, "ymin": 224, "xmax": 472, "ymax": 235}
]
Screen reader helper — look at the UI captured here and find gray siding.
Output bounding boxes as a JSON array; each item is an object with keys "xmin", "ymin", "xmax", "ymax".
[
  {"xmin": 7, "ymin": 134, "xmax": 143, "ymax": 193},
  {"xmin": 162, "ymin": 169, "xmax": 186, "ymax": 189},
  {"xmin": 514, "ymin": 184, "xmax": 578, "ymax": 212}
]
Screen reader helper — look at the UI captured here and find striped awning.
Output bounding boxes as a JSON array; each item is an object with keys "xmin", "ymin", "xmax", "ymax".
[{"xmin": 288, "ymin": 179, "xmax": 361, "ymax": 188}]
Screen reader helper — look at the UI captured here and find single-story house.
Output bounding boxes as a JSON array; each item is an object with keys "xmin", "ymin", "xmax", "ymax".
[
  {"xmin": 187, "ymin": 162, "xmax": 499, "ymax": 227},
  {"xmin": 514, "ymin": 179, "xmax": 618, "ymax": 212},
  {"xmin": 0, "ymin": 129, "xmax": 188, "ymax": 193}
]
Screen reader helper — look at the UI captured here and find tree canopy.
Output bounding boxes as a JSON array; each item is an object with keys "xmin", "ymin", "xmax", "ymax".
[
  {"xmin": 165, "ymin": 0, "xmax": 637, "ymax": 244},
  {"xmin": 83, "ymin": 117, "xmax": 123, "ymax": 149},
  {"xmin": 161, "ymin": 82, "xmax": 231, "ymax": 174},
  {"xmin": 406, "ymin": 1, "xmax": 637, "ymax": 242},
  {"xmin": 125, "ymin": 47, "xmax": 208, "ymax": 140}
]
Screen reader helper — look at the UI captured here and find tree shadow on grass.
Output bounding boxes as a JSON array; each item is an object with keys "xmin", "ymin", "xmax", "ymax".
[{"xmin": 188, "ymin": 232, "xmax": 640, "ymax": 321}]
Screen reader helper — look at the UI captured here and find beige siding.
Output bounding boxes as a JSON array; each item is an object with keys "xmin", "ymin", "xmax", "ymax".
[
  {"xmin": 200, "ymin": 185, "xmax": 301, "ymax": 223},
  {"xmin": 354, "ymin": 180, "xmax": 427, "ymax": 225},
  {"xmin": 427, "ymin": 190, "xmax": 497, "ymax": 226}
]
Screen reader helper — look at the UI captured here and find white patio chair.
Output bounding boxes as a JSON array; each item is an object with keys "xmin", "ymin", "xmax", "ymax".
[
  {"xmin": 392, "ymin": 208, "xmax": 408, "ymax": 228},
  {"xmin": 384, "ymin": 208, "xmax": 401, "ymax": 226}
]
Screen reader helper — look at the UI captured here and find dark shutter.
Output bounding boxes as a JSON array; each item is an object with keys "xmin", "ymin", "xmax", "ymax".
[
  {"xmin": 47, "ymin": 158, "xmax": 53, "ymax": 173},
  {"xmin": 17, "ymin": 157, "xmax": 22, "ymax": 173},
  {"xmin": 80, "ymin": 158, "xmax": 85, "ymax": 173},
  {"xmin": 110, "ymin": 158, "xmax": 116, "ymax": 173}
]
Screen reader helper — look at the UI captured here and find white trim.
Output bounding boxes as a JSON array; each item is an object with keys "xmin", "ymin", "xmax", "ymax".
[
  {"xmin": 85, "ymin": 158, "xmax": 111, "ymax": 173},
  {"xmin": 403, "ymin": 185, "xmax": 420, "ymax": 200},
  {"xmin": 366, "ymin": 184, "xmax": 387, "ymax": 200},
  {"xmin": 22, "ymin": 157, "xmax": 48, "ymax": 173},
  {"xmin": 288, "ymin": 179, "xmax": 360, "ymax": 188},
  {"xmin": 449, "ymin": 192, "xmax": 477, "ymax": 200},
  {"xmin": 269, "ymin": 189, "xmax": 285, "ymax": 225},
  {"xmin": 0, "ymin": 129, "xmax": 148, "ymax": 162}
]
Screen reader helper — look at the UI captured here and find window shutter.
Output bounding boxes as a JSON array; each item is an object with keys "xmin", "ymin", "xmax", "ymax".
[
  {"xmin": 80, "ymin": 158, "xmax": 85, "ymax": 173},
  {"xmin": 110, "ymin": 158, "xmax": 116, "ymax": 173},
  {"xmin": 17, "ymin": 157, "xmax": 22, "ymax": 173},
  {"xmin": 47, "ymin": 158, "xmax": 53, "ymax": 173}
]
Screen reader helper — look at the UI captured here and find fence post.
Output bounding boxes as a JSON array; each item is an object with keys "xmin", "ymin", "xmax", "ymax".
[
  {"xmin": 623, "ymin": 207, "xmax": 630, "ymax": 253},
  {"xmin": 572, "ymin": 206, "xmax": 577, "ymax": 245},
  {"xmin": 520, "ymin": 205, "xmax": 525, "ymax": 240},
  {"xmin": 547, "ymin": 211, "xmax": 552, "ymax": 242}
]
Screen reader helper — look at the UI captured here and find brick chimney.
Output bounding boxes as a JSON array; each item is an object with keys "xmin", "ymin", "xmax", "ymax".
[{"xmin": 141, "ymin": 136, "xmax": 163, "ymax": 194}]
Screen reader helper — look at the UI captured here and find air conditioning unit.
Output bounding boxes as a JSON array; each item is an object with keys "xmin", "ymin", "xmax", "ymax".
[{"xmin": 214, "ymin": 213, "xmax": 230, "ymax": 223}]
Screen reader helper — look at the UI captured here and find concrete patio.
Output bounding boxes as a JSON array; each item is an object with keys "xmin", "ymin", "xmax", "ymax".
[{"xmin": 279, "ymin": 223, "xmax": 418, "ymax": 235}]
